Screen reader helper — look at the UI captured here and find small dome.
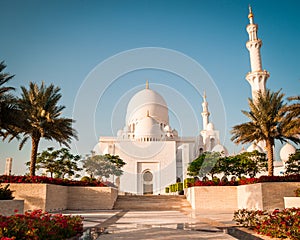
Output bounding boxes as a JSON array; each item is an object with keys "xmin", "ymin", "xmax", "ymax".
[
  {"xmin": 207, "ymin": 122, "xmax": 215, "ymax": 131},
  {"xmin": 172, "ymin": 129, "xmax": 178, "ymax": 137},
  {"xmin": 134, "ymin": 116, "xmax": 163, "ymax": 139},
  {"xmin": 126, "ymin": 88, "xmax": 169, "ymax": 126},
  {"xmin": 247, "ymin": 143, "xmax": 264, "ymax": 153},
  {"xmin": 164, "ymin": 125, "xmax": 171, "ymax": 132},
  {"xmin": 280, "ymin": 143, "xmax": 296, "ymax": 163},
  {"xmin": 212, "ymin": 144, "xmax": 229, "ymax": 156}
]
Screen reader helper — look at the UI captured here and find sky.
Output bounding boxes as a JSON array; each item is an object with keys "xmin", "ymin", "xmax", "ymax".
[{"xmin": 0, "ymin": 0, "xmax": 299, "ymax": 175}]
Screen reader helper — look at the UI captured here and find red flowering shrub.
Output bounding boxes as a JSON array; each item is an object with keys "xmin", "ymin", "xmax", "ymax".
[
  {"xmin": 0, "ymin": 210, "xmax": 83, "ymax": 240},
  {"xmin": 0, "ymin": 175, "xmax": 106, "ymax": 187},
  {"xmin": 187, "ymin": 174, "xmax": 300, "ymax": 187},
  {"xmin": 233, "ymin": 208, "xmax": 300, "ymax": 240}
]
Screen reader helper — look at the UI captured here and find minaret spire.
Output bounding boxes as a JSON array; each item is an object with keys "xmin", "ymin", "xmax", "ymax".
[
  {"xmin": 201, "ymin": 91, "xmax": 210, "ymax": 130},
  {"xmin": 248, "ymin": 5, "xmax": 254, "ymax": 24},
  {"xmin": 245, "ymin": 6, "xmax": 270, "ymax": 102},
  {"xmin": 146, "ymin": 80, "xmax": 149, "ymax": 89}
]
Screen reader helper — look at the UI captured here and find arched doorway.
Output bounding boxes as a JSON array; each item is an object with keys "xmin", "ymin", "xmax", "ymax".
[{"xmin": 143, "ymin": 170, "xmax": 153, "ymax": 195}]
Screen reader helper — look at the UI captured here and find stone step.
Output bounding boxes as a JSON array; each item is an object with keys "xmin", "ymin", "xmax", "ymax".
[{"xmin": 113, "ymin": 195, "xmax": 192, "ymax": 211}]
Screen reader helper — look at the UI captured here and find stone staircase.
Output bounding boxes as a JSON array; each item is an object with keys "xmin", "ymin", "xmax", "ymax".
[{"xmin": 113, "ymin": 195, "xmax": 192, "ymax": 212}]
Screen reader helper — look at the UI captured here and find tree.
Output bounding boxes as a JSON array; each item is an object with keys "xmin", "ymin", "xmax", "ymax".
[
  {"xmin": 16, "ymin": 82, "xmax": 77, "ymax": 176},
  {"xmin": 82, "ymin": 154, "xmax": 126, "ymax": 180},
  {"xmin": 282, "ymin": 95, "xmax": 300, "ymax": 136},
  {"xmin": 220, "ymin": 151, "xmax": 267, "ymax": 178},
  {"xmin": 26, "ymin": 147, "xmax": 82, "ymax": 178},
  {"xmin": 0, "ymin": 61, "xmax": 19, "ymax": 138},
  {"xmin": 285, "ymin": 149, "xmax": 300, "ymax": 175},
  {"xmin": 187, "ymin": 152, "xmax": 221, "ymax": 178},
  {"xmin": 231, "ymin": 89, "xmax": 300, "ymax": 176}
]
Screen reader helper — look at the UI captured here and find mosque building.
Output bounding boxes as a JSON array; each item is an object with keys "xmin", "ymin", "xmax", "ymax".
[
  {"xmin": 94, "ymin": 81, "xmax": 226, "ymax": 194},
  {"xmin": 94, "ymin": 7, "xmax": 295, "ymax": 194}
]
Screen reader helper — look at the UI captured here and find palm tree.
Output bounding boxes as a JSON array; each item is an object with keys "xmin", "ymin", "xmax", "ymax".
[
  {"xmin": 282, "ymin": 95, "xmax": 300, "ymax": 136},
  {"xmin": 231, "ymin": 89, "xmax": 300, "ymax": 176},
  {"xmin": 17, "ymin": 82, "xmax": 78, "ymax": 176},
  {"xmin": 0, "ymin": 61, "xmax": 17, "ymax": 137}
]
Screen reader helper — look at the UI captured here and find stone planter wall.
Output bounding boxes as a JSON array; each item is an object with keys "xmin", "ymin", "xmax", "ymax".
[
  {"xmin": 186, "ymin": 186, "xmax": 237, "ymax": 212},
  {"xmin": 9, "ymin": 184, "xmax": 117, "ymax": 211},
  {"xmin": 0, "ymin": 200, "xmax": 24, "ymax": 216},
  {"xmin": 186, "ymin": 182, "xmax": 300, "ymax": 212},
  {"xmin": 284, "ymin": 197, "xmax": 300, "ymax": 208},
  {"xmin": 68, "ymin": 187, "xmax": 118, "ymax": 210}
]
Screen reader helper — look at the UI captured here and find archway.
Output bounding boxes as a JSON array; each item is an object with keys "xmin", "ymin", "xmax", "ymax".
[{"xmin": 143, "ymin": 170, "xmax": 153, "ymax": 195}]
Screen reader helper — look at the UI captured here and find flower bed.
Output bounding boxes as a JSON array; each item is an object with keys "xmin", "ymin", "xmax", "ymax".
[
  {"xmin": 0, "ymin": 175, "xmax": 106, "ymax": 187},
  {"xmin": 233, "ymin": 208, "xmax": 300, "ymax": 240},
  {"xmin": 186, "ymin": 174, "xmax": 300, "ymax": 187},
  {"xmin": 0, "ymin": 209, "xmax": 83, "ymax": 240}
]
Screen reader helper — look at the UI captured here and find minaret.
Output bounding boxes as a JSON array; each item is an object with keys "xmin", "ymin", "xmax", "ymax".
[
  {"xmin": 201, "ymin": 91, "xmax": 210, "ymax": 130},
  {"xmin": 246, "ymin": 5, "xmax": 269, "ymax": 101}
]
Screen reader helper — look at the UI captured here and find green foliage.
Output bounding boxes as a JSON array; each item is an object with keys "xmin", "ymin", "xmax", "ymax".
[
  {"xmin": 184, "ymin": 178, "xmax": 195, "ymax": 188},
  {"xmin": 82, "ymin": 153, "xmax": 126, "ymax": 179},
  {"xmin": 80, "ymin": 176, "xmax": 95, "ymax": 182},
  {"xmin": 165, "ymin": 187, "xmax": 169, "ymax": 193},
  {"xmin": 0, "ymin": 61, "xmax": 20, "ymax": 139},
  {"xmin": 15, "ymin": 82, "xmax": 78, "ymax": 176},
  {"xmin": 168, "ymin": 183, "xmax": 183, "ymax": 193},
  {"xmin": 176, "ymin": 182, "xmax": 183, "ymax": 192},
  {"xmin": 285, "ymin": 149, "xmax": 300, "ymax": 175},
  {"xmin": 187, "ymin": 151, "xmax": 267, "ymax": 179},
  {"xmin": 26, "ymin": 147, "xmax": 82, "ymax": 179},
  {"xmin": 222, "ymin": 151, "xmax": 267, "ymax": 178},
  {"xmin": 0, "ymin": 184, "xmax": 14, "ymax": 200},
  {"xmin": 231, "ymin": 89, "xmax": 300, "ymax": 176},
  {"xmin": 187, "ymin": 152, "xmax": 221, "ymax": 178}
]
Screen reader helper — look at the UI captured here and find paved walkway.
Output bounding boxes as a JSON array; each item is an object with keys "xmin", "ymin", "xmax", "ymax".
[{"xmin": 63, "ymin": 209, "xmax": 243, "ymax": 239}]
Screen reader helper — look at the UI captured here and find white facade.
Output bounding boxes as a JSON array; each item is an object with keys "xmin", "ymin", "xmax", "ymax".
[{"xmin": 95, "ymin": 82, "xmax": 225, "ymax": 194}]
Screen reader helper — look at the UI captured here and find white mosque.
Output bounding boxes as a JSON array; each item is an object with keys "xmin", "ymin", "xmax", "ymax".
[
  {"xmin": 95, "ymin": 81, "xmax": 226, "ymax": 194},
  {"xmin": 93, "ymin": 7, "xmax": 296, "ymax": 194}
]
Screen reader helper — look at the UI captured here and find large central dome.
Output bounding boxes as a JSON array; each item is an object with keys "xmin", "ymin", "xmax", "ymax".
[{"xmin": 126, "ymin": 85, "xmax": 169, "ymax": 126}]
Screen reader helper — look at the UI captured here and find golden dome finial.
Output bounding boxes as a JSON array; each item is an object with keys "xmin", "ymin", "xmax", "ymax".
[
  {"xmin": 248, "ymin": 4, "xmax": 254, "ymax": 20},
  {"xmin": 146, "ymin": 80, "xmax": 149, "ymax": 89}
]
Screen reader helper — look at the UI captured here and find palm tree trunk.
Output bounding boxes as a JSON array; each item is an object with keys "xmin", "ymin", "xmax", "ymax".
[
  {"xmin": 30, "ymin": 137, "xmax": 40, "ymax": 176},
  {"xmin": 266, "ymin": 139, "xmax": 274, "ymax": 176}
]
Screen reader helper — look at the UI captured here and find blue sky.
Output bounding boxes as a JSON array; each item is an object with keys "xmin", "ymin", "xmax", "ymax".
[{"xmin": 0, "ymin": 0, "xmax": 299, "ymax": 175}]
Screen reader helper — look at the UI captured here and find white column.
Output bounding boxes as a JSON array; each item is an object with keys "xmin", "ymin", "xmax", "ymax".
[{"xmin": 4, "ymin": 158, "xmax": 12, "ymax": 175}]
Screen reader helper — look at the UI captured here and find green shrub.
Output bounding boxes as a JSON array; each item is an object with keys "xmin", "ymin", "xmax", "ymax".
[
  {"xmin": 184, "ymin": 178, "xmax": 195, "ymax": 188},
  {"xmin": 0, "ymin": 184, "xmax": 14, "ymax": 200},
  {"xmin": 176, "ymin": 182, "xmax": 183, "ymax": 192},
  {"xmin": 165, "ymin": 187, "xmax": 169, "ymax": 193}
]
